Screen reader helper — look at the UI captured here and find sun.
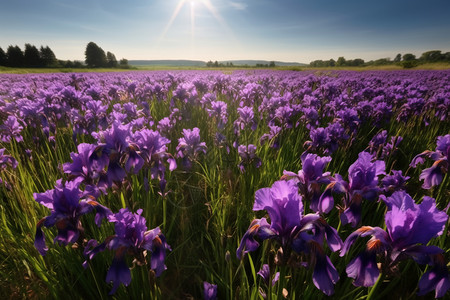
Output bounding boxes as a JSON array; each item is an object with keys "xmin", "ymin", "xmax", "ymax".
[{"xmin": 159, "ymin": 0, "xmax": 226, "ymax": 41}]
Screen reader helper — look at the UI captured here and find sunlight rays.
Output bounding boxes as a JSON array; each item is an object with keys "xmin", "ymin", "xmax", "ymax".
[{"xmin": 156, "ymin": 0, "xmax": 238, "ymax": 56}]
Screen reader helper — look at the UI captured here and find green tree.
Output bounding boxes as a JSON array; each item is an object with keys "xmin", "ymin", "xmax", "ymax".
[
  {"xmin": 336, "ymin": 56, "xmax": 346, "ymax": 67},
  {"xmin": 394, "ymin": 53, "xmax": 402, "ymax": 63},
  {"xmin": 0, "ymin": 47, "xmax": 7, "ymax": 66},
  {"xmin": 402, "ymin": 53, "xmax": 416, "ymax": 61},
  {"xmin": 106, "ymin": 51, "xmax": 118, "ymax": 68},
  {"xmin": 269, "ymin": 61, "xmax": 276, "ymax": 68},
  {"xmin": 6, "ymin": 45, "xmax": 24, "ymax": 67},
  {"xmin": 328, "ymin": 59, "xmax": 336, "ymax": 67},
  {"xmin": 40, "ymin": 46, "xmax": 57, "ymax": 67},
  {"xmin": 24, "ymin": 43, "xmax": 41, "ymax": 67},
  {"xmin": 119, "ymin": 58, "xmax": 130, "ymax": 69},
  {"xmin": 419, "ymin": 50, "xmax": 443, "ymax": 63},
  {"xmin": 85, "ymin": 42, "xmax": 107, "ymax": 68}
]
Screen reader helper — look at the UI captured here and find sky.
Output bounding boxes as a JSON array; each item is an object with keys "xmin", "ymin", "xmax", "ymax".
[{"xmin": 1, "ymin": 0, "xmax": 450, "ymax": 63}]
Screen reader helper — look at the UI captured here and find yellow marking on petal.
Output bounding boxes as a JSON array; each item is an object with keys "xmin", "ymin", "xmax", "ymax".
[
  {"xmin": 249, "ymin": 224, "xmax": 260, "ymax": 234},
  {"xmin": 325, "ymin": 182, "xmax": 336, "ymax": 190},
  {"xmin": 356, "ymin": 226, "xmax": 374, "ymax": 233},
  {"xmin": 86, "ymin": 199, "xmax": 98, "ymax": 206},
  {"xmin": 367, "ymin": 238, "xmax": 382, "ymax": 251},
  {"xmin": 432, "ymin": 159, "xmax": 444, "ymax": 167},
  {"xmin": 153, "ymin": 235, "xmax": 162, "ymax": 246}
]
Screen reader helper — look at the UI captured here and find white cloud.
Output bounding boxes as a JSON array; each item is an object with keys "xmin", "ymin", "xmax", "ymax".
[{"xmin": 229, "ymin": 2, "xmax": 247, "ymax": 10}]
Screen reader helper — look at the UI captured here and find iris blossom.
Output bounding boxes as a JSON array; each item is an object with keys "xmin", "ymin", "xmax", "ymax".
[
  {"xmin": 340, "ymin": 191, "xmax": 449, "ymax": 297},
  {"xmin": 34, "ymin": 180, "xmax": 112, "ymax": 256},
  {"xmin": 237, "ymin": 144, "xmax": 262, "ymax": 173},
  {"xmin": 410, "ymin": 134, "xmax": 449, "ymax": 189},
  {"xmin": 283, "ymin": 153, "xmax": 332, "ymax": 213},
  {"xmin": 203, "ymin": 281, "xmax": 218, "ymax": 300},
  {"xmin": 83, "ymin": 208, "xmax": 171, "ymax": 294},
  {"xmin": 319, "ymin": 151, "xmax": 385, "ymax": 227},
  {"xmin": 236, "ymin": 180, "xmax": 342, "ymax": 295},
  {"xmin": 176, "ymin": 127, "xmax": 207, "ymax": 169}
]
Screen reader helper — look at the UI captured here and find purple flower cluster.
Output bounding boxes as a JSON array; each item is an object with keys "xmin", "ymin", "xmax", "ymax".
[
  {"xmin": 340, "ymin": 191, "xmax": 449, "ymax": 297},
  {"xmin": 236, "ymin": 180, "xmax": 342, "ymax": 295},
  {"xmin": 411, "ymin": 134, "xmax": 449, "ymax": 189},
  {"xmin": 83, "ymin": 208, "xmax": 171, "ymax": 294}
]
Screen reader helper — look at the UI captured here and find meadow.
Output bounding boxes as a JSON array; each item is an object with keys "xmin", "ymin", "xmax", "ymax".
[{"xmin": 0, "ymin": 69, "xmax": 449, "ymax": 299}]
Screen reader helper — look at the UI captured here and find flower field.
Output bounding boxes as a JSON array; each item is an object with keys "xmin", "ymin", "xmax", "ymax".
[{"xmin": 0, "ymin": 69, "xmax": 449, "ymax": 299}]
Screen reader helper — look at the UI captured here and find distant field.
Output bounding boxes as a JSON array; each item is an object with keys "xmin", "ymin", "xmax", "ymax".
[{"xmin": 1, "ymin": 62, "xmax": 450, "ymax": 74}]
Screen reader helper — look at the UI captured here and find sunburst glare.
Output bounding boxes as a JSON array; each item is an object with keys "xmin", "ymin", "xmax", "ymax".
[{"xmin": 157, "ymin": 0, "xmax": 236, "ymax": 57}]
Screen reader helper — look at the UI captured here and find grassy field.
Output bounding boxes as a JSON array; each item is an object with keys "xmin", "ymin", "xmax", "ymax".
[
  {"xmin": 0, "ymin": 69, "xmax": 449, "ymax": 299},
  {"xmin": 1, "ymin": 62, "xmax": 450, "ymax": 74}
]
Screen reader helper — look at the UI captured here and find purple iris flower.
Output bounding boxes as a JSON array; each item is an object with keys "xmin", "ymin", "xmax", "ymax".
[
  {"xmin": 410, "ymin": 134, "xmax": 449, "ymax": 189},
  {"xmin": 63, "ymin": 143, "xmax": 108, "ymax": 196},
  {"xmin": 0, "ymin": 115, "xmax": 24, "ymax": 143},
  {"xmin": 283, "ymin": 153, "xmax": 332, "ymax": 213},
  {"xmin": 418, "ymin": 256, "xmax": 450, "ymax": 298},
  {"xmin": 237, "ymin": 144, "xmax": 262, "ymax": 173},
  {"xmin": 176, "ymin": 127, "xmax": 207, "ymax": 169},
  {"xmin": 236, "ymin": 180, "xmax": 342, "ymax": 295},
  {"xmin": 259, "ymin": 125, "xmax": 282, "ymax": 149},
  {"xmin": 207, "ymin": 101, "xmax": 228, "ymax": 130},
  {"xmin": 0, "ymin": 148, "xmax": 18, "ymax": 170},
  {"xmin": 203, "ymin": 281, "xmax": 218, "ymax": 300},
  {"xmin": 340, "ymin": 191, "xmax": 449, "ymax": 297},
  {"xmin": 320, "ymin": 151, "xmax": 385, "ymax": 227},
  {"xmin": 0, "ymin": 148, "xmax": 18, "ymax": 187},
  {"xmin": 258, "ymin": 264, "xmax": 280, "ymax": 287},
  {"xmin": 84, "ymin": 208, "xmax": 171, "ymax": 294},
  {"xmin": 380, "ymin": 170, "xmax": 410, "ymax": 193},
  {"xmin": 92, "ymin": 122, "xmax": 145, "ymax": 184},
  {"xmin": 34, "ymin": 179, "xmax": 112, "ymax": 256},
  {"xmin": 234, "ymin": 106, "xmax": 257, "ymax": 135}
]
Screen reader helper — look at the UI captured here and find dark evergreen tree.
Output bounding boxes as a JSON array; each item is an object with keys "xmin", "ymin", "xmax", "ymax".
[
  {"xmin": 40, "ymin": 46, "xmax": 57, "ymax": 67},
  {"xmin": 106, "ymin": 51, "xmax": 118, "ymax": 68},
  {"xmin": 85, "ymin": 42, "xmax": 107, "ymax": 68},
  {"xmin": 0, "ymin": 47, "xmax": 7, "ymax": 66},
  {"xmin": 6, "ymin": 45, "xmax": 24, "ymax": 67},
  {"xmin": 24, "ymin": 43, "xmax": 41, "ymax": 67}
]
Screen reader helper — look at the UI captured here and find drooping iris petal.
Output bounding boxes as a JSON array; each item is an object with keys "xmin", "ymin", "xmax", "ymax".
[
  {"xmin": 312, "ymin": 252, "xmax": 340, "ymax": 296},
  {"xmin": 346, "ymin": 251, "xmax": 379, "ymax": 287},
  {"xmin": 106, "ymin": 255, "xmax": 132, "ymax": 295}
]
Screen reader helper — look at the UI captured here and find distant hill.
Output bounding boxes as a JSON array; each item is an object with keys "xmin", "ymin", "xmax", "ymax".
[
  {"xmin": 220, "ymin": 60, "xmax": 306, "ymax": 66},
  {"xmin": 129, "ymin": 59, "xmax": 306, "ymax": 67},
  {"xmin": 129, "ymin": 60, "xmax": 206, "ymax": 67}
]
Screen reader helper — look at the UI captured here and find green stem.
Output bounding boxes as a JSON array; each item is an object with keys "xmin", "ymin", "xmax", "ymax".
[
  {"xmin": 276, "ymin": 266, "xmax": 286, "ymax": 300},
  {"xmin": 367, "ymin": 272, "xmax": 384, "ymax": 300}
]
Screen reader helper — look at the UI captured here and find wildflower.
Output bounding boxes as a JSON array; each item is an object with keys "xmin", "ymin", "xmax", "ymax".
[
  {"xmin": 176, "ymin": 127, "xmax": 207, "ymax": 168},
  {"xmin": 410, "ymin": 134, "xmax": 449, "ymax": 189},
  {"xmin": 258, "ymin": 264, "xmax": 280, "ymax": 287},
  {"xmin": 237, "ymin": 144, "xmax": 261, "ymax": 173},
  {"xmin": 320, "ymin": 151, "xmax": 385, "ymax": 227},
  {"xmin": 340, "ymin": 191, "xmax": 449, "ymax": 297},
  {"xmin": 84, "ymin": 208, "xmax": 171, "ymax": 294},
  {"xmin": 236, "ymin": 180, "xmax": 342, "ymax": 295},
  {"xmin": 203, "ymin": 281, "xmax": 218, "ymax": 300},
  {"xmin": 0, "ymin": 115, "xmax": 23, "ymax": 143},
  {"xmin": 34, "ymin": 180, "xmax": 112, "ymax": 256},
  {"xmin": 283, "ymin": 153, "xmax": 332, "ymax": 213}
]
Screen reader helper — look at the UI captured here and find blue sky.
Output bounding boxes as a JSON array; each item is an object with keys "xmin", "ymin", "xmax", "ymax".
[{"xmin": 1, "ymin": 0, "xmax": 449, "ymax": 63}]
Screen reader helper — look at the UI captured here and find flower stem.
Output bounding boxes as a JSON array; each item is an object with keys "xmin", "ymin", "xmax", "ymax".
[{"xmin": 367, "ymin": 272, "xmax": 384, "ymax": 300}]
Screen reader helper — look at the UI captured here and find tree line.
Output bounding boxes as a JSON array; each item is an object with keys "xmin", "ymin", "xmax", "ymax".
[
  {"xmin": 309, "ymin": 50, "xmax": 450, "ymax": 68},
  {"xmin": 0, "ymin": 42, "xmax": 130, "ymax": 69},
  {"xmin": 0, "ymin": 44, "xmax": 59, "ymax": 68}
]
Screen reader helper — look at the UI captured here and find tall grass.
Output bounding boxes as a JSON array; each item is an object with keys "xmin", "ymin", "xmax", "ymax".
[{"xmin": 0, "ymin": 69, "xmax": 448, "ymax": 299}]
